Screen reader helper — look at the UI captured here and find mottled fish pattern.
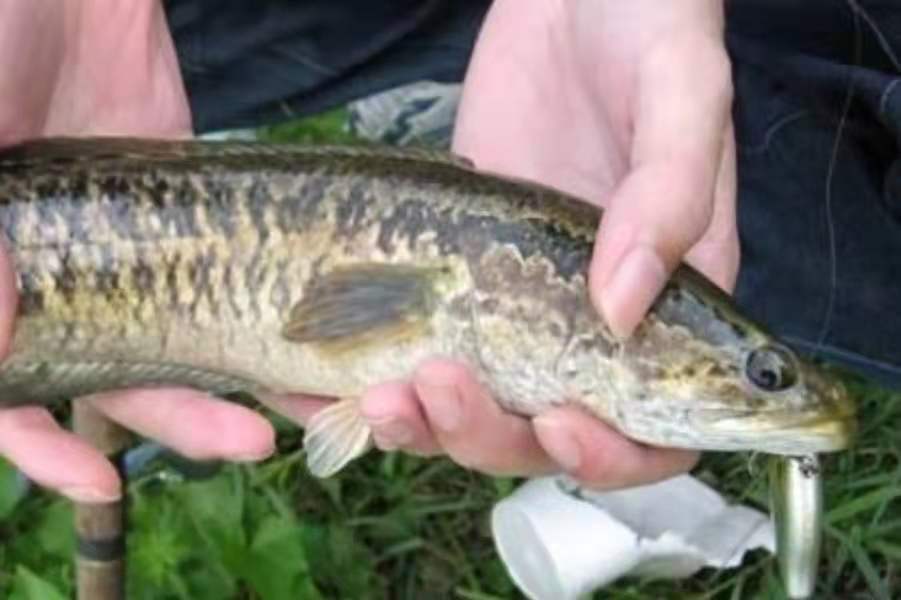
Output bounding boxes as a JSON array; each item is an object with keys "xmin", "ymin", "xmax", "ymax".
[{"xmin": 0, "ymin": 138, "xmax": 855, "ymax": 476}]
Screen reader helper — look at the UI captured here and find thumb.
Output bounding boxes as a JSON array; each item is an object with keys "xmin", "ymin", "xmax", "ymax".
[{"xmin": 589, "ymin": 32, "xmax": 733, "ymax": 338}]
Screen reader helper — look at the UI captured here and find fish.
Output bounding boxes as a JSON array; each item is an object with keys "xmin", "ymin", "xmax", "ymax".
[{"xmin": 0, "ymin": 137, "xmax": 856, "ymax": 477}]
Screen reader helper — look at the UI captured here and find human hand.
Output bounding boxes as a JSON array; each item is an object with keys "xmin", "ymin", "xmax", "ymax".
[
  {"xmin": 0, "ymin": 1, "xmax": 274, "ymax": 504},
  {"xmin": 339, "ymin": 0, "xmax": 737, "ymax": 489}
]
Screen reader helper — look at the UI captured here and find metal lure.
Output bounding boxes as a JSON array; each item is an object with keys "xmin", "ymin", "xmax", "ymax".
[{"xmin": 769, "ymin": 454, "xmax": 823, "ymax": 599}]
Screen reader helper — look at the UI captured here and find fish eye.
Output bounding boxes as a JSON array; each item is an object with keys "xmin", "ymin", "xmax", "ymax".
[{"xmin": 744, "ymin": 344, "xmax": 798, "ymax": 392}]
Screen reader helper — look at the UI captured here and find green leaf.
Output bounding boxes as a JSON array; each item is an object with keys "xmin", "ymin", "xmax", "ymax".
[
  {"xmin": 845, "ymin": 534, "xmax": 891, "ymax": 600},
  {"xmin": 258, "ymin": 108, "xmax": 357, "ymax": 145},
  {"xmin": 241, "ymin": 516, "xmax": 322, "ymax": 600},
  {"xmin": 179, "ymin": 472, "xmax": 247, "ymax": 563},
  {"xmin": 0, "ymin": 458, "xmax": 27, "ymax": 520},
  {"xmin": 490, "ymin": 477, "xmax": 515, "ymax": 500},
  {"xmin": 34, "ymin": 500, "xmax": 74, "ymax": 557},
  {"xmin": 826, "ymin": 487, "xmax": 901, "ymax": 524},
  {"xmin": 131, "ymin": 520, "xmax": 190, "ymax": 587},
  {"xmin": 872, "ymin": 540, "xmax": 901, "ymax": 562},
  {"xmin": 10, "ymin": 566, "xmax": 67, "ymax": 600}
]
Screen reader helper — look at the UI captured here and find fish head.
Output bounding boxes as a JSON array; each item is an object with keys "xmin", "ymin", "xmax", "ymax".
[
  {"xmin": 612, "ymin": 268, "xmax": 856, "ymax": 455},
  {"xmin": 728, "ymin": 343, "xmax": 856, "ymax": 452},
  {"xmin": 653, "ymin": 341, "xmax": 856, "ymax": 455}
]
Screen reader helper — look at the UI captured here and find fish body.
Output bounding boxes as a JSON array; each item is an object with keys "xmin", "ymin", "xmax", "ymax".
[{"xmin": 0, "ymin": 138, "xmax": 855, "ymax": 475}]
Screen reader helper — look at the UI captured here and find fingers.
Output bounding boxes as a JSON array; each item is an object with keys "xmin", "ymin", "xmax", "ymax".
[
  {"xmin": 684, "ymin": 122, "xmax": 740, "ymax": 293},
  {"xmin": 260, "ymin": 386, "xmax": 443, "ymax": 456},
  {"xmin": 270, "ymin": 360, "xmax": 554, "ymax": 475},
  {"xmin": 287, "ymin": 358, "xmax": 696, "ymax": 489},
  {"xmin": 258, "ymin": 392, "xmax": 335, "ymax": 427},
  {"xmin": 360, "ymin": 381, "xmax": 441, "ymax": 456},
  {"xmin": 0, "ymin": 2, "xmax": 65, "ymax": 145},
  {"xmin": 534, "ymin": 406, "xmax": 700, "ymax": 489},
  {"xmin": 45, "ymin": 2, "xmax": 192, "ymax": 138},
  {"xmin": 0, "ymin": 239, "xmax": 115, "ymax": 504},
  {"xmin": 0, "ymin": 407, "xmax": 121, "ymax": 503},
  {"xmin": 262, "ymin": 384, "xmax": 445, "ymax": 457},
  {"xmin": 350, "ymin": 359, "xmax": 695, "ymax": 487},
  {"xmin": 0, "ymin": 243, "xmax": 18, "ymax": 360},
  {"xmin": 88, "ymin": 388, "xmax": 275, "ymax": 462},
  {"xmin": 590, "ymin": 32, "xmax": 734, "ymax": 338},
  {"xmin": 411, "ymin": 360, "xmax": 557, "ymax": 476}
]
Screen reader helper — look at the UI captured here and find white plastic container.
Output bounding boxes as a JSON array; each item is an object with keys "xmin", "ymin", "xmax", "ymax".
[{"xmin": 491, "ymin": 476, "xmax": 775, "ymax": 600}]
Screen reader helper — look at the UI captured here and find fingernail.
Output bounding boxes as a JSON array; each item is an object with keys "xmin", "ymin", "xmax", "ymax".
[
  {"xmin": 370, "ymin": 418, "xmax": 414, "ymax": 451},
  {"xmin": 600, "ymin": 245, "xmax": 667, "ymax": 338},
  {"xmin": 62, "ymin": 486, "xmax": 120, "ymax": 504},
  {"xmin": 418, "ymin": 384, "xmax": 462, "ymax": 432},
  {"xmin": 534, "ymin": 416, "xmax": 582, "ymax": 472}
]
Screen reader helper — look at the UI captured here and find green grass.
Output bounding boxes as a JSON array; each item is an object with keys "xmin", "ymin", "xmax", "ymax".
[{"xmin": 1, "ymin": 111, "xmax": 899, "ymax": 599}]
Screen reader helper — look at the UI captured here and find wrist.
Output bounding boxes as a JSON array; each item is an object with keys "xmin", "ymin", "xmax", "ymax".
[
  {"xmin": 48, "ymin": 0, "xmax": 191, "ymax": 136},
  {"xmin": 0, "ymin": 2, "xmax": 65, "ymax": 145}
]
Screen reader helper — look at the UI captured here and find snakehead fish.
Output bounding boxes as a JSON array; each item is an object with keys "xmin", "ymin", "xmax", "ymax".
[{"xmin": 0, "ymin": 138, "xmax": 855, "ymax": 476}]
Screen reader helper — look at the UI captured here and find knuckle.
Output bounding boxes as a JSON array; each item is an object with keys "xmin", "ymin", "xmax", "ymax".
[
  {"xmin": 706, "ymin": 48, "xmax": 735, "ymax": 108},
  {"xmin": 687, "ymin": 41, "xmax": 734, "ymax": 115},
  {"xmin": 695, "ymin": 36, "xmax": 731, "ymax": 81},
  {"xmin": 647, "ymin": 31, "xmax": 734, "ymax": 108},
  {"xmin": 574, "ymin": 454, "xmax": 619, "ymax": 488},
  {"xmin": 444, "ymin": 440, "xmax": 519, "ymax": 475},
  {"xmin": 446, "ymin": 446, "xmax": 489, "ymax": 472},
  {"xmin": 370, "ymin": 419, "xmax": 417, "ymax": 452}
]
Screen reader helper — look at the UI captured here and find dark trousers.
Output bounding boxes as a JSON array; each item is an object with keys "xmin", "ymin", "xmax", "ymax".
[{"xmin": 164, "ymin": 0, "xmax": 901, "ymax": 387}]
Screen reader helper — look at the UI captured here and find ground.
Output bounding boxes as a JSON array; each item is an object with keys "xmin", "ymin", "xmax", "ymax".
[{"xmin": 0, "ymin": 110, "xmax": 898, "ymax": 599}]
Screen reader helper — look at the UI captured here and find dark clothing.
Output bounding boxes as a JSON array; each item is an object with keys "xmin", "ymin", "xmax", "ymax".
[
  {"xmin": 163, "ymin": 0, "xmax": 901, "ymax": 387},
  {"xmin": 162, "ymin": 0, "xmax": 489, "ymax": 132},
  {"xmin": 727, "ymin": 1, "xmax": 901, "ymax": 386}
]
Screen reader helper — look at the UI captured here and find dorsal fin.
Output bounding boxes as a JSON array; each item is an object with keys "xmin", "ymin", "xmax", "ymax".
[{"xmin": 0, "ymin": 136, "xmax": 475, "ymax": 172}]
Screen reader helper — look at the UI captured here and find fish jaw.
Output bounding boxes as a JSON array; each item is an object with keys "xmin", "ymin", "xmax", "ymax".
[
  {"xmin": 697, "ymin": 376, "xmax": 858, "ymax": 455},
  {"xmin": 600, "ymin": 370, "xmax": 858, "ymax": 456},
  {"xmin": 695, "ymin": 411, "xmax": 857, "ymax": 455},
  {"xmin": 734, "ymin": 362, "xmax": 859, "ymax": 454},
  {"xmin": 608, "ymin": 405, "xmax": 857, "ymax": 456}
]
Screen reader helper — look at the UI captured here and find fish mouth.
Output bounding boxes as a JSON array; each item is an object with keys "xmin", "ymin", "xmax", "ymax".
[
  {"xmin": 702, "ymin": 411, "xmax": 857, "ymax": 454},
  {"xmin": 775, "ymin": 394, "xmax": 858, "ymax": 449},
  {"xmin": 776, "ymin": 413, "xmax": 858, "ymax": 451}
]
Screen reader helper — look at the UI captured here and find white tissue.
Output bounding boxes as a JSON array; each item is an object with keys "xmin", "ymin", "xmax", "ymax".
[{"xmin": 491, "ymin": 475, "xmax": 774, "ymax": 600}]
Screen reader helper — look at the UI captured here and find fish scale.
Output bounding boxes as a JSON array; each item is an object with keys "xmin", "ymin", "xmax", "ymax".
[{"xmin": 0, "ymin": 136, "xmax": 854, "ymax": 478}]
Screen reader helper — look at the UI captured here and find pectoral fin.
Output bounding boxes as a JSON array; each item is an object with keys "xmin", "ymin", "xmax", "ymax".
[
  {"xmin": 304, "ymin": 398, "xmax": 372, "ymax": 477},
  {"xmin": 283, "ymin": 263, "xmax": 442, "ymax": 352}
]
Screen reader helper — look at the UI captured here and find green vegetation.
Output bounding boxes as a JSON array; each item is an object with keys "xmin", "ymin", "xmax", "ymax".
[{"xmin": 0, "ymin": 111, "xmax": 898, "ymax": 599}]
